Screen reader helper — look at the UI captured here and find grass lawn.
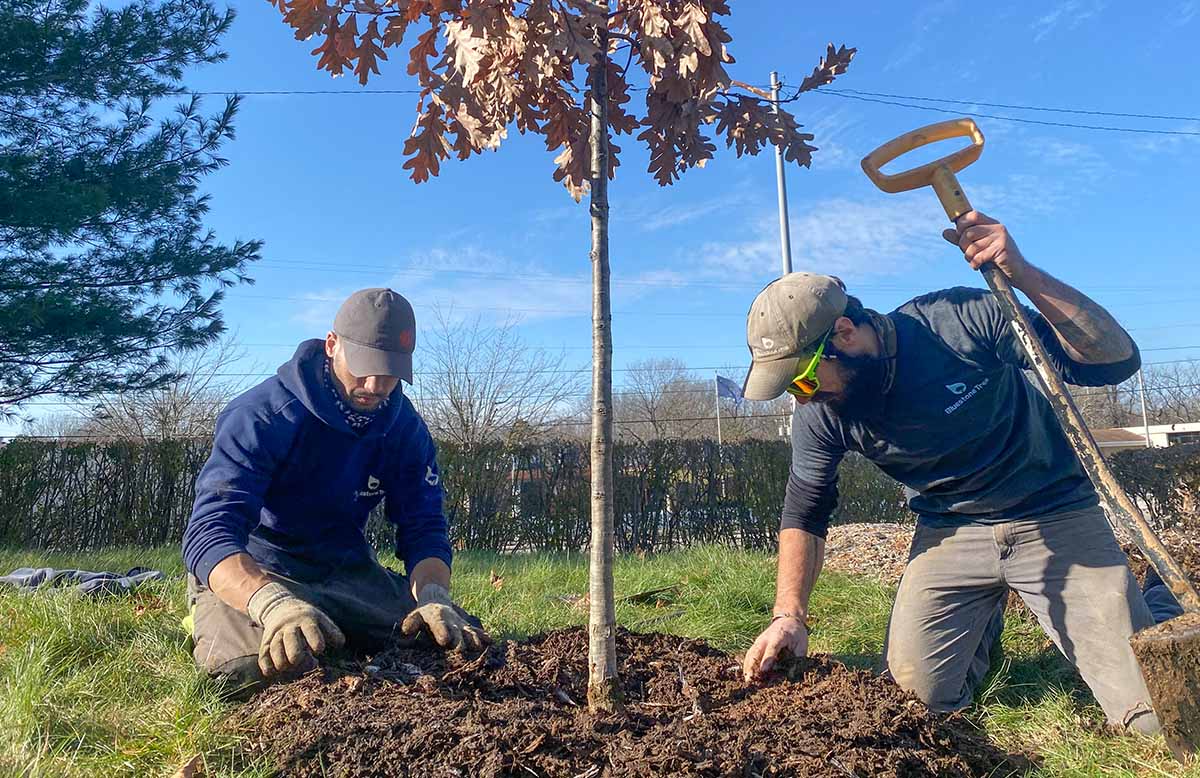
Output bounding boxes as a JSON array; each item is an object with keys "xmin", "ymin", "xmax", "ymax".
[{"xmin": 1, "ymin": 545, "xmax": 1196, "ymax": 778}]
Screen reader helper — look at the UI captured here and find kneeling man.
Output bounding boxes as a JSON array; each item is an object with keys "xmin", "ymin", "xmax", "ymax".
[
  {"xmin": 740, "ymin": 212, "xmax": 1178, "ymax": 734},
  {"xmin": 183, "ymin": 288, "xmax": 486, "ymax": 697}
]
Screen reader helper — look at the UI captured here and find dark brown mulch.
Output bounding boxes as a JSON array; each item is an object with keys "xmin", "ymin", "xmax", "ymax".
[
  {"xmin": 243, "ymin": 628, "xmax": 1032, "ymax": 778},
  {"xmin": 1123, "ymin": 527, "xmax": 1200, "ymax": 588}
]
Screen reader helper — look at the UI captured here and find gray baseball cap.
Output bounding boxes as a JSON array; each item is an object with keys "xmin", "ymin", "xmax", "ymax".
[
  {"xmin": 743, "ymin": 273, "xmax": 848, "ymax": 401},
  {"xmin": 332, "ymin": 288, "xmax": 416, "ymax": 382}
]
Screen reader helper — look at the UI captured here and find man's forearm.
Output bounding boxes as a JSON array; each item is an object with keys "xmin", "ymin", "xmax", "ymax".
[
  {"xmin": 209, "ymin": 552, "xmax": 274, "ymax": 613},
  {"xmin": 774, "ymin": 528, "xmax": 826, "ymax": 617},
  {"xmin": 410, "ymin": 557, "xmax": 452, "ymax": 601},
  {"xmin": 1014, "ymin": 264, "xmax": 1134, "ymax": 365}
]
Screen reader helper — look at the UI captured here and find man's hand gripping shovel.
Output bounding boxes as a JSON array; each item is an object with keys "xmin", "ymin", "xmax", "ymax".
[{"xmin": 861, "ymin": 118, "xmax": 1200, "ymax": 761}]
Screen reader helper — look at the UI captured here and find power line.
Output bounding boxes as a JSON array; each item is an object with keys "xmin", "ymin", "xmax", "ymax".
[
  {"xmin": 191, "ymin": 89, "xmax": 423, "ymax": 96},
  {"xmin": 251, "ymin": 259, "xmax": 1200, "ymax": 294},
  {"xmin": 10, "ymin": 348, "xmax": 1200, "ymax": 391},
  {"xmin": 6, "ymin": 409, "xmax": 793, "ymax": 438},
  {"xmin": 809, "ymin": 89, "xmax": 1200, "ymax": 137},
  {"xmin": 15, "ymin": 369, "xmax": 1200, "ymax": 410},
  {"xmin": 822, "ymin": 88, "xmax": 1200, "ymax": 124},
  {"xmin": 188, "ymin": 86, "xmax": 1200, "ymax": 136}
]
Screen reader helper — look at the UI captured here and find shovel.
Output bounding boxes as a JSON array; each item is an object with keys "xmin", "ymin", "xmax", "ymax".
[{"xmin": 861, "ymin": 118, "xmax": 1200, "ymax": 761}]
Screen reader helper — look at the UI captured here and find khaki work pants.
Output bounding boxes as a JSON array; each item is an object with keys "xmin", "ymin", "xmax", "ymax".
[
  {"xmin": 186, "ymin": 561, "xmax": 419, "ymax": 692},
  {"xmin": 880, "ymin": 506, "xmax": 1160, "ymax": 733}
]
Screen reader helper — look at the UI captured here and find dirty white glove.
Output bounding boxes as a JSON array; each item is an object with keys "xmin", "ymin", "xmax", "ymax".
[
  {"xmin": 401, "ymin": 583, "xmax": 490, "ymax": 652},
  {"xmin": 247, "ymin": 582, "xmax": 346, "ymax": 676}
]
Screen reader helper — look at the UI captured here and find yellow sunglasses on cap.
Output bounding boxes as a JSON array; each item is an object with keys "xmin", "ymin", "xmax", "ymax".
[{"xmin": 785, "ymin": 329, "xmax": 834, "ymax": 399}]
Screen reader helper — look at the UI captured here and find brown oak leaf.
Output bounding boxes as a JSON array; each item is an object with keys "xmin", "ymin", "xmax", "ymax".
[
  {"xmin": 402, "ymin": 101, "xmax": 451, "ymax": 182},
  {"xmin": 355, "ymin": 19, "xmax": 389, "ymax": 85},
  {"xmin": 407, "ymin": 25, "xmax": 441, "ymax": 81},
  {"xmin": 311, "ymin": 18, "xmax": 349, "ymax": 77},
  {"xmin": 796, "ymin": 43, "xmax": 857, "ymax": 94}
]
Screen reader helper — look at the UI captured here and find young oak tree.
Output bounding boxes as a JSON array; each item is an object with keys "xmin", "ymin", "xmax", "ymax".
[{"xmin": 269, "ymin": 0, "xmax": 853, "ymax": 712}]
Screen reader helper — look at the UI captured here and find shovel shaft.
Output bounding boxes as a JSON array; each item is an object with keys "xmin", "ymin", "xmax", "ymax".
[
  {"xmin": 928, "ymin": 166, "xmax": 1200, "ymax": 612},
  {"xmin": 979, "ymin": 264, "xmax": 1200, "ymax": 612},
  {"xmin": 863, "ymin": 119, "xmax": 1200, "ymax": 613}
]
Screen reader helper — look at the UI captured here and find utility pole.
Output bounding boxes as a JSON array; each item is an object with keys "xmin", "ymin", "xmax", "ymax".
[
  {"xmin": 1138, "ymin": 368, "xmax": 1152, "ymax": 448},
  {"xmin": 713, "ymin": 373, "xmax": 726, "ymax": 499},
  {"xmin": 713, "ymin": 372, "xmax": 723, "ymax": 447},
  {"xmin": 770, "ymin": 71, "xmax": 792, "ymax": 276}
]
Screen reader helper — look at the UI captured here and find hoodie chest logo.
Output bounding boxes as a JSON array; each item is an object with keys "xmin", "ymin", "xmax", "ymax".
[
  {"xmin": 425, "ymin": 465, "xmax": 440, "ymax": 487},
  {"xmin": 357, "ymin": 474, "xmax": 384, "ymax": 500}
]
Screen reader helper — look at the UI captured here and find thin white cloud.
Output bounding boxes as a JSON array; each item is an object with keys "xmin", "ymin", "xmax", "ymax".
[
  {"xmin": 805, "ymin": 108, "xmax": 863, "ymax": 171},
  {"xmin": 1173, "ymin": 0, "xmax": 1197, "ymax": 25},
  {"xmin": 1032, "ymin": 0, "xmax": 1107, "ymax": 42},
  {"xmin": 291, "ymin": 287, "xmax": 354, "ymax": 329},
  {"xmin": 699, "ymin": 196, "xmax": 947, "ymax": 279},
  {"xmin": 638, "ymin": 195, "xmax": 743, "ymax": 232},
  {"xmin": 1128, "ymin": 123, "xmax": 1200, "ymax": 156},
  {"xmin": 695, "ymin": 170, "xmax": 1089, "ymax": 281},
  {"xmin": 1029, "ymin": 138, "xmax": 1111, "ymax": 185},
  {"xmin": 883, "ymin": 0, "xmax": 958, "ymax": 72},
  {"xmin": 372, "ymin": 243, "xmax": 690, "ymax": 325}
]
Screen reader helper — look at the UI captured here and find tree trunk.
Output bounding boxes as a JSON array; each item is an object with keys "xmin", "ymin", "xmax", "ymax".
[{"xmin": 586, "ymin": 38, "xmax": 622, "ymax": 714}]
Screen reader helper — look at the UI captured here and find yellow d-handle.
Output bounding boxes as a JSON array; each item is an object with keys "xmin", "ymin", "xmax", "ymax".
[{"xmin": 860, "ymin": 118, "xmax": 985, "ymax": 222}]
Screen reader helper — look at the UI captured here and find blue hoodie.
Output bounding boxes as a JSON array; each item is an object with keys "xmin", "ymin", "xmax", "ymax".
[{"xmin": 182, "ymin": 340, "xmax": 452, "ymax": 586}]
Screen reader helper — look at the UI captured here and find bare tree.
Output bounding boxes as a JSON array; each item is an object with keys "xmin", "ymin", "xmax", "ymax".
[
  {"xmin": 1071, "ymin": 360, "xmax": 1200, "ymax": 430},
  {"xmin": 79, "ymin": 337, "xmax": 253, "ymax": 442},
  {"xmin": 1073, "ymin": 382, "xmax": 1138, "ymax": 430},
  {"xmin": 615, "ymin": 358, "xmax": 708, "ymax": 441},
  {"xmin": 412, "ymin": 310, "xmax": 582, "ymax": 451},
  {"xmin": 19, "ymin": 412, "xmax": 92, "ymax": 440},
  {"xmin": 1143, "ymin": 361, "xmax": 1200, "ymax": 424}
]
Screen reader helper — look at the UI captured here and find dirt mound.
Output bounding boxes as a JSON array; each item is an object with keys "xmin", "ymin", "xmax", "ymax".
[{"xmin": 244, "ymin": 628, "xmax": 1029, "ymax": 778}]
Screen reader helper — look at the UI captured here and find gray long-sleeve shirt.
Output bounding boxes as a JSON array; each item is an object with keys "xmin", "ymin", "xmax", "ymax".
[{"xmin": 782, "ymin": 287, "xmax": 1140, "ymax": 537}]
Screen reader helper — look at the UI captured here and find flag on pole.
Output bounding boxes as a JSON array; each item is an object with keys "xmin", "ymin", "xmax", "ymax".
[{"xmin": 715, "ymin": 375, "xmax": 743, "ymax": 406}]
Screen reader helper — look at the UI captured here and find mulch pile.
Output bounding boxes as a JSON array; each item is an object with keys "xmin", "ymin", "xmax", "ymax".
[
  {"xmin": 244, "ymin": 628, "xmax": 1030, "ymax": 778},
  {"xmin": 822, "ymin": 523, "xmax": 914, "ymax": 585},
  {"xmin": 822, "ymin": 522, "xmax": 1200, "ymax": 591},
  {"xmin": 1122, "ymin": 527, "xmax": 1200, "ymax": 588}
]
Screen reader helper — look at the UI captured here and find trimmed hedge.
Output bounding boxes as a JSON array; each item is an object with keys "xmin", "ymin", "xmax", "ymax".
[
  {"xmin": 1110, "ymin": 442, "xmax": 1200, "ymax": 530},
  {"xmin": 2, "ymin": 438, "xmax": 1192, "ymax": 553},
  {"xmin": 0, "ymin": 438, "xmax": 907, "ymax": 553}
]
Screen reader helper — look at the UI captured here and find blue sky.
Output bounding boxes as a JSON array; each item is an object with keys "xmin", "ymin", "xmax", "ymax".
[{"xmin": 15, "ymin": 0, "xmax": 1200, "ymax": 432}]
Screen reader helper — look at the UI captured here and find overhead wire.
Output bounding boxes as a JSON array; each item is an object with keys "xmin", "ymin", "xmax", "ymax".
[
  {"xmin": 186, "ymin": 85, "xmax": 1200, "ymax": 136},
  {"xmin": 819, "ymin": 88, "xmax": 1200, "ymax": 123},
  {"xmin": 805, "ymin": 89, "xmax": 1200, "ymax": 136}
]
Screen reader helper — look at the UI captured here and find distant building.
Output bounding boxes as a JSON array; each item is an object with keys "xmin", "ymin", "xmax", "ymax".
[
  {"xmin": 1094, "ymin": 421, "xmax": 1200, "ymax": 457},
  {"xmin": 1094, "ymin": 427, "xmax": 1150, "ymax": 456}
]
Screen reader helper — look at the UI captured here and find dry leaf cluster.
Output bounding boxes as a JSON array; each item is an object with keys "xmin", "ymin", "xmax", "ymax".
[{"xmin": 270, "ymin": 0, "xmax": 854, "ymax": 198}]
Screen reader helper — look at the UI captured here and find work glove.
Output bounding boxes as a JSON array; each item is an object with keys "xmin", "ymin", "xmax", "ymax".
[
  {"xmin": 247, "ymin": 582, "xmax": 346, "ymax": 677},
  {"xmin": 401, "ymin": 583, "xmax": 491, "ymax": 652}
]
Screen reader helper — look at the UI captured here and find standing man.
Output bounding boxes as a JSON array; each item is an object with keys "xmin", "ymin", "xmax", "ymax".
[
  {"xmin": 183, "ymin": 288, "xmax": 487, "ymax": 698},
  {"xmin": 739, "ymin": 211, "xmax": 1178, "ymax": 734}
]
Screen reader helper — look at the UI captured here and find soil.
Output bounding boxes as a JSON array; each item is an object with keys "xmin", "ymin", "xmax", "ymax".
[
  {"xmin": 244, "ymin": 628, "xmax": 1031, "ymax": 778},
  {"xmin": 1122, "ymin": 527, "xmax": 1200, "ymax": 588},
  {"xmin": 1130, "ymin": 612, "xmax": 1200, "ymax": 760}
]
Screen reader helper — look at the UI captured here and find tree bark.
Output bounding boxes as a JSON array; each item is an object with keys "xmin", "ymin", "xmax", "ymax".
[{"xmin": 585, "ymin": 35, "xmax": 622, "ymax": 714}]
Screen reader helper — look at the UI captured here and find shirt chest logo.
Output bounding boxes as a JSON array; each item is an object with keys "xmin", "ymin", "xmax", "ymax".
[{"xmin": 944, "ymin": 377, "xmax": 990, "ymax": 415}]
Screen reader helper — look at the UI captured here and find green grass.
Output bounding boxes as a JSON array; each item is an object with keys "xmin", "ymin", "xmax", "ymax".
[{"xmin": 0, "ymin": 546, "xmax": 1195, "ymax": 777}]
